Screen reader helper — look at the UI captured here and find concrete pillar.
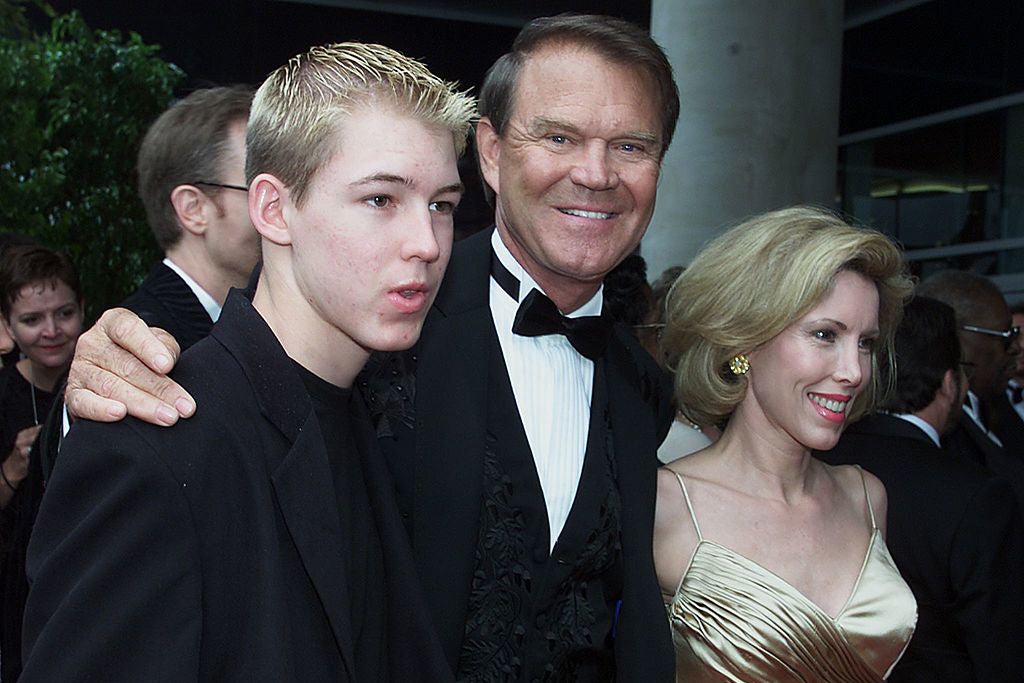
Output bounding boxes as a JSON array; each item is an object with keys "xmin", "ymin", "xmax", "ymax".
[{"xmin": 643, "ymin": 0, "xmax": 844, "ymax": 279}]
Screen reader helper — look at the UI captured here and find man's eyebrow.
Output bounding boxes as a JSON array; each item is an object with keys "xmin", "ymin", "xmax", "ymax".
[
  {"xmin": 350, "ymin": 175, "xmax": 464, "ymax": 196},
  {"xmin": 527, "ymin": 117, "xmax": 660, "ymax": 146},
  {"xmin": 527, "ymin": 117, "xmax": 582, "ymax": 137},
  {"xmin": 349, "ymin": 173, "xmax": 413, "ymax": 187},
  {"xmin": 435, "ymin": 182, "xmax": 466, "ymax": 196}
]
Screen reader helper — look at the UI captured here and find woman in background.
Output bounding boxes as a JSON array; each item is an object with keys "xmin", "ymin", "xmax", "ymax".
[
  {"xmin": 0, "ymin": 245, "xmax": 84, "ymax": 682},
  {"xmin": 655, "ymin": 206, "xmax": 916, "ymax": 682}
]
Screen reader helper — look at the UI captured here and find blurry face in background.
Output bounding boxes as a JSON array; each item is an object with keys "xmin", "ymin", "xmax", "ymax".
[
  {"xmin": 959, "ymin": 295, "xmax": 1017, "ymax": 403},
  {"xmin": 206, "ymin": 121, "xmax": 260, "ymax": 287},
  {"xmin": 5, "ymin": 279, "xmax": 84, "ymax": 371},
  {"xmin": 1012, "ymin": 311, "xmax": 1024, "ymax": 381},
  {"xmin": 0, "ymin": 321, "xmax": 13, "ymax": 356}
]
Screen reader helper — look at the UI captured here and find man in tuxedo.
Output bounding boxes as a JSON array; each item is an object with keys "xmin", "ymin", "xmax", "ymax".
[
  {"xmin": 59, "ymin": 15, "xmax": 679, "ymax": 681},
  {"xmin": 127, "ymin": 85, "xmax": 260, "ymax": 352},
  {"xmin": 997, "ymin": 303, "xmax": 1024, "ymax": 452},
  {"xmin": 916, "ymin": 271, "xmax": 1024, "ymax": 503},
  {"xmin": 820, "ymin": 296, "xmax": 1024, "ymax": 682},
  {"xmin": 20, "ymin": 42, "xmax": 473, "ymax": 682}
]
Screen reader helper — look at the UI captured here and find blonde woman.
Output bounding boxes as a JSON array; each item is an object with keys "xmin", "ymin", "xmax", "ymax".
[{"xmin": 654, "ymin": 206, "xmax": 917, "ymax": 682}]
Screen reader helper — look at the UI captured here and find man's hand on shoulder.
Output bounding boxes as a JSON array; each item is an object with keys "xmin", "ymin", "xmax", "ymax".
[{"xmin": 65, "ymin": 308, "xmax": 195, "ymax": 426}]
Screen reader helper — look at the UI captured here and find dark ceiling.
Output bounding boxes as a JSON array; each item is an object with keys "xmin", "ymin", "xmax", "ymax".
[{"xmin": 40, "ymin": 0, "xmax": 1024, "ymax": 136}]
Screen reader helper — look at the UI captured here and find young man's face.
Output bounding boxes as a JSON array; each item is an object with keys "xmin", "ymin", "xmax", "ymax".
[{"xmin": 285, "ymin": 105, "xmax": 462, "ymax": 354}]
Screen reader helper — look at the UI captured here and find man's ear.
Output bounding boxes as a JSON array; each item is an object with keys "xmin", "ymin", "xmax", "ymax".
[
  {"xmin": 249, "ymin": 174, "xmax": 291, "ymax": 246},
  {"xmin": 475, "ymin": 117, "xmax": 501, "ymax": 197},
  {"xmin": 938, "ymin": 368, "xmax": 958, "ymax": 403},
  {"xmin": 169, "ymin": 184, "xmax": 209, "ymax": 237}
]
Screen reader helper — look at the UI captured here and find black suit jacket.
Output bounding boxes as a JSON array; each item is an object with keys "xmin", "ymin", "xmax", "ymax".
[
  {"xmin": 370, "ymin": 229, "xmax": 675, "ymax": 681},
  {"xmin": 943, "ymin": 412, "xmax": 1024, "ymax": 513},
  {"xmin": 121, "ymin": 262, "xmax": 215, "ymax": 352},
  {"xmin": 995, "ymin": 392, "xmax": 1024, "ymax": 460},
  {"xmin": 21, "ymin": 291, "xmax": 452, "ymax": 682},
  {"xmin": 819, "ymin": 414, "xmax": 1024, "ymax": 683}
]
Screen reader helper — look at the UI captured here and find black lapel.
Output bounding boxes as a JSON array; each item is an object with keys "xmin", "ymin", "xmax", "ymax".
[
  {"xmin": 602, "ymin": 330, "xmax": 675, "ymax": 681},
  {"xmin": 350, "ymin": 398, "xmax": 454, "ymax": 680},
  {"xmin": 270, "ymin": 421, "xmax": 356, "ymax": 678},
  {"xmin": 212, "ymin": 292, "xmax": 356, "ymax": 677},
  {"xmin": 411, "ymin": 229, "xmax": 494, "ymax": 663}
]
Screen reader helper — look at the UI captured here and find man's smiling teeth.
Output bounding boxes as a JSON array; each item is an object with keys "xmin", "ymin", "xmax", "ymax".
[
  {"xmin": 559, "ymin": 208, "xmax": 612, "ymax": 219},
  {"xmin": 810, "ymin": 395, "xmax": 847, "ymax": 413}
]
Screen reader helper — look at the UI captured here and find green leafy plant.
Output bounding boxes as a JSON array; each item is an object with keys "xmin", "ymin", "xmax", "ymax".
[{"xmin": 0, "ymin": 1, "xmax": 184, "ymax": 319}]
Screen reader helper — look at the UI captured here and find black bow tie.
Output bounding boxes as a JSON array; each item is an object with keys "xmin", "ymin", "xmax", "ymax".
[
  {"xmin": 491, "ymin": 249, "xmax": 613, "ymax": 360},
  {"xmin": 1012, "ymin": 384, "xmax": 1024, "ymax": 405},
  {"xmin": 513, "ymin": 289, "xmax": 613, "ymax": 360}
]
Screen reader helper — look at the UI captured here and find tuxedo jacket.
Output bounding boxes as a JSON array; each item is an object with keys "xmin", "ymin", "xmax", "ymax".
[
  {"xmin": 21, "ymin": 291, "xmax": 452, "ymax": 682},
  {"xmin": 365, "ymin": 229, "xmax": 676, "ymax": 681},
  {"xmin": 819, "ymin": 414, "xmax": 1024, "ymax": 683},
  {"xmin": 943, "ymin": 413, "xmax": 1024, "ymax": 513},
  {"xmin": 121, "ymin": 262, "xmax": 215, "ymax": 353},
  {"xmin": 995, "ymin": 393, "xmax": 1024, "ymax": 461}
]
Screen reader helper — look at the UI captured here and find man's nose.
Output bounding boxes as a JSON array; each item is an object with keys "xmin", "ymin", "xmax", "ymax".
[{"xmin": 568, "ymin": 141, "xmax": 619, "ymax": 191}]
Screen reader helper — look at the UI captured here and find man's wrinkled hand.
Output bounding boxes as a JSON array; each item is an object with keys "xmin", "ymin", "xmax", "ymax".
[{"xmin": 64, "ymin": 308, "xmax": 195, "ymax": 426}]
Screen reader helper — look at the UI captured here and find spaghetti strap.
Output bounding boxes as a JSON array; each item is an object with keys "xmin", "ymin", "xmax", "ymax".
[
  {"xmin": 671, "ymin": 470, "xmax": 703, "ymax": 541},
  {"xmin": 855, "ymin": 464, "xmax": 877, "ymax": 530}
]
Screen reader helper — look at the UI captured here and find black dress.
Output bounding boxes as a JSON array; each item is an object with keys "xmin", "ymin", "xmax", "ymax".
[{"xmin": 0, "ymin": 364, "xmax": 55, "ymax": 682}]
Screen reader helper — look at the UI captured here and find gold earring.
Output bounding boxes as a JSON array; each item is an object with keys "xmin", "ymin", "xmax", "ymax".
[{"xmin": 729, "ymin": 354, "xmax": 750, "ymax": 375}]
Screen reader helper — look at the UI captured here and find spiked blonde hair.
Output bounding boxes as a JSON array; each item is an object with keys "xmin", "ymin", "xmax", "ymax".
[{"xmin": 247, "ymin": 42, "xmax": 476, "ymax": 207}]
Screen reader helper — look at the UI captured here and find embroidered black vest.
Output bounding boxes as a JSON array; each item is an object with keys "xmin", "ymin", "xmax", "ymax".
[{"xmin": 456, "ymin": 343, "xmax": 623, "ymax": 683}]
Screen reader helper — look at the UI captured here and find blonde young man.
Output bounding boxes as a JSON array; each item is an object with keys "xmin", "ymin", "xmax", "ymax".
[{"xmin": 20, "ymin": 43, "xmax": 473, "ymax": 683}]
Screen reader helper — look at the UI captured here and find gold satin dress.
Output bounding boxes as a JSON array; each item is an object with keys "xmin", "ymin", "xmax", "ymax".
[{"xmin": 666, "ymin": 470, "xmax": 916, "ymax": 682}]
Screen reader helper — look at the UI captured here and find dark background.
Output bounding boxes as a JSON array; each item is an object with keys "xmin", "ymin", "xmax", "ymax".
[{"xmin": 37, "ymin": 0, "xmax": 1024, "ymax": 138}]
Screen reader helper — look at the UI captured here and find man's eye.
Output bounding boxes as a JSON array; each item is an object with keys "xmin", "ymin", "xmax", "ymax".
[
  {"xmin": 548, "ymin": 135, "xmax": 568, "ymax": 145},
  {"xmin": 429, "ymin": 201, "xmax": 455, "ymax": 214},
  {"xmin": 619, "ymin": 142, "xmax": 640, "ymax": 153}
]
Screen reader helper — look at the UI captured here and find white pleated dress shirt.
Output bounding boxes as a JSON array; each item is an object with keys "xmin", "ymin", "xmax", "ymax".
[{"xmin": 489, "ymin": 231, "xmax": 600, "ymax": 552}]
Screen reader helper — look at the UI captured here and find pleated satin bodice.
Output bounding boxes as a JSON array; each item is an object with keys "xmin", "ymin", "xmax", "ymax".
[{"xmin": 666, "ymin": 470, "xmax": 916, "ymax": 682}]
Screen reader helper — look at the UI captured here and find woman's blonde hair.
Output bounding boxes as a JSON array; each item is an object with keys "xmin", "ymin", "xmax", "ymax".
[{"xmin": 662, "ymin": 205, "xmax": 913, "ymax": 427}]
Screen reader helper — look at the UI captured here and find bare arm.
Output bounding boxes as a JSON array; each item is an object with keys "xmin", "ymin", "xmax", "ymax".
[{"xmin": 65, "ymin": 308, "xmax": 195, "ymax": 426}]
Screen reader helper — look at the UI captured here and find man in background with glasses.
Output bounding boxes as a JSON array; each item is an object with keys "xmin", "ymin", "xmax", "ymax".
[
  {"xmin": 128, "ymin": 85, "xmax": 258, "ymax": 352},
  {"xmin": 998, "ymin": 302, "xmax": 1024, "ymax": 458},
  {"xmin": 918, "ymin": 270, "xmax": 1024, "ymax": 509}
]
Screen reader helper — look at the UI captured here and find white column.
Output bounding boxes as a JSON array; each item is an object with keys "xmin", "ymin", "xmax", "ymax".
[{"xmin": 643, "ymin": 0, "xmax": 844, "ymax": 279}]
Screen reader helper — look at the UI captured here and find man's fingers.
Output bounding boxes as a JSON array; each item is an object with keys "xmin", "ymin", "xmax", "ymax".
[
  {"xmin": 94, "ymin": 308, "xmax": 180, "ymax": 374},
  {"xmin": 64, "ymin": 386, "xmax": 128, "ymax": 423},
  {"xmin": 66, "ymin": 350, "xmax": 195, "ymax": 426},
  {"xmin": 66, "ymin": 363, "xmax": 189, "ymax": 426}
]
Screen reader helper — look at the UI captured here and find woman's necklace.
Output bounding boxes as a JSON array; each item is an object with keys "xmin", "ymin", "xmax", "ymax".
[{"xmin": 28, "ymin": 363, "xmax": 39, "ymax": 425}]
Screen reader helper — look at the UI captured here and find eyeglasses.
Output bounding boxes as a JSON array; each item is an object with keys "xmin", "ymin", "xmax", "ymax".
[
  {"xmin": 190, "ymin": 181, "xmax": 248, "ymax": 193},
  {"xmin": 961, "ymin": 324, "xmax": 1020, "ymax": 347}
]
